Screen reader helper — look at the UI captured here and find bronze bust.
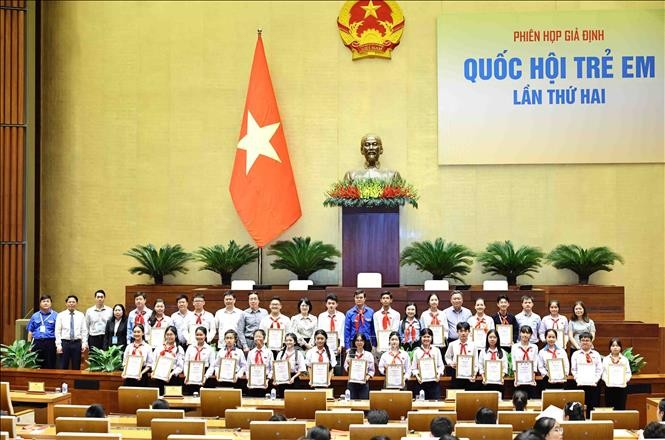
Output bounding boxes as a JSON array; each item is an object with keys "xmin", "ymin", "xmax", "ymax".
[{"xmin": 344, "ymin": 134, "xmax": 401, "ymax": 182}]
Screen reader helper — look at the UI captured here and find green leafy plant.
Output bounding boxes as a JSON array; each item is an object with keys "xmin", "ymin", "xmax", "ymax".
[
  {"xmin": 124, "ymin": 243, "xmax": 193, "ymax": 284},
  {"xmin": 546, "ymin": 244, "xmax": 624, "ymax": 284},
  {"xmin": 194, "ymin": 241, "xmax": 259, "ymax": 285},
  {"xmin": 477, "ymin": 240, "xmax": 545, "ymax": 285},
  {"xmin": 0, "ymin": 340, "xmax": 40, "ymax": 368},
  {"xmin": 268, "ymin": 236, "xmax": 341, "ymax": 280},
  {"xmin": 400, "ymin": 238, "xmax": 475, "ymax": 282},
  {"xmin": 87, "ymin": 345, "xmax": 123, "ymax": 372},
  {"xmin": 622, "ymin": 347, "xmax": 646, "ymax": 374}
]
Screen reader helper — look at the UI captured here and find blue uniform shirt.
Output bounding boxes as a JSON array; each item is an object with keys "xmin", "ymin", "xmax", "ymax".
[
  {"xmin": 27, "ymin": 310, "xmax": 57, "ymax": 339},
  {"xmin": 344, "ymin": 305, "xmax": 375, "ymax": 347}
]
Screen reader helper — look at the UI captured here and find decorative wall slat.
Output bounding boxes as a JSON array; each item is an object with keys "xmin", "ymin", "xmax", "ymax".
[{"xmin": 0, "ymin": 0, "xmax": 27, "ymax": 344}]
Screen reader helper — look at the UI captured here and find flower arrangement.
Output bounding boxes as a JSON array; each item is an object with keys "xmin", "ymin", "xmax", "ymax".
[{"xmin": 323, "ymin": 177, "xmax": 419, "ymax": 208}]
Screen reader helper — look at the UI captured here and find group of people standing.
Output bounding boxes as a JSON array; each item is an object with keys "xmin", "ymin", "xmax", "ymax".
[{"xmin": 26, "ymin": 288, "xmax": 632, "ymax": 413}]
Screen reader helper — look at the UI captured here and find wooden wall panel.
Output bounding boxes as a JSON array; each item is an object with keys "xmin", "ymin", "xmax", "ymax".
[{"xmin": 0, "ymin": 0, "xmax": 27, "ymax": 344}]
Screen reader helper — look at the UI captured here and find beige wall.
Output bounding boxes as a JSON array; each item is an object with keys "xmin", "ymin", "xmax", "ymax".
[{"xmin": 40, "ymin": 1, "xmax": 664, "ymax": 325}]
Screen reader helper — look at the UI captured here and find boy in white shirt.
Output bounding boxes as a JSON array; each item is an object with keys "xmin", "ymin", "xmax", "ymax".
[
  {"xmin": 444, "ymin": 322, "xmax": 476, "ymax": 390},
  {"xmin": 316, "ymin": 294, "xmax": 345, "ymax": 362},
  {"xmin": 184, "ymin": 293, "xmax": 215, "ymax": 345},
  {"xmin": 372, "ymin": 291, "xmax": 400, "ymax": 355},
  {"xmin": 571, "ymin": 332, "xmax": 603, "ymax": 417},
  {"xmin": 259, "ymin": 296, "xmax": 291, "ymax": 352}
]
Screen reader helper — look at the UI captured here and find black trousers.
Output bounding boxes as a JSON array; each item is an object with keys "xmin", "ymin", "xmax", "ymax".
[
  {"xmin": 33, "ymin": 338, "xmax": 56, "ymax": 369},
  {"xmin": 580, "ymin": 385, "xmax": 600, "ymax": 417},
  {"xmin": 88, "ymin": 335, "xmax": 105, "ymax": 352},
  {"xmin": 604, "ymin": 386, "xmax": 627, "ymax": 410},
  {"xmin": 60, "ymin": 339, "xmax": 82, "ymax": 370},
  {"xmin": 417, "ymin": 380, "xmax": 442, "ymax": 400},
  {"xmin": 347, "ymin": 382, "xmax": 369, "ymax": 400}
]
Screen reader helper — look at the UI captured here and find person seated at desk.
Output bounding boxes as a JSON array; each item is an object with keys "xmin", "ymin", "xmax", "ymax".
[
  {"xmin": 642, "ymin": 421, "xmax": 665, "ymax": 439},
  {"xmin": 367, "ymin": 409, "xmax": 389, "ymax": 425},
  {"xmin": 85, "ymin": 404, "xmax": 106, "ymax": 418},
  {"xmin": 533, "ymin": 417, "xmax": 563, "ymax": 440},
  {"xmin": 512, "ymin": 389, "xmax": 529, "ymax": 411},
  {"xmin": 306, "ymin": 425, "xmax": 331, "ymax": 440},
  {"xmin": 430, "ymin": 416, "xmax": 454, "ymax": 437},
  {"xmin": 151, "ymin": 399, "xmax": 169, "ymax": 409},
  {"xmin": 475, "ymin": 407, "xmax": 496, "ymax": 424}
]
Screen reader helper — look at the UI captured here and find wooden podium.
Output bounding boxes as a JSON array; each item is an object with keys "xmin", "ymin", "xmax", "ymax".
[{"xmin": 342, "ymin": 207, "xmax": 400, "ymax": 287}]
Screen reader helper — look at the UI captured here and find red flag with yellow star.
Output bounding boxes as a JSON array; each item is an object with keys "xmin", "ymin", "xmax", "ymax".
[{"xmin": 229, "ymin": 33, "xmax": 301, "ymax": 248}]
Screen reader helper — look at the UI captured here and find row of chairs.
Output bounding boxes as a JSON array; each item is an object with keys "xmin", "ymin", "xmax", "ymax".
[{"xmin": 234, "ymin": 277, "xmax": 510, "ymax": 290}]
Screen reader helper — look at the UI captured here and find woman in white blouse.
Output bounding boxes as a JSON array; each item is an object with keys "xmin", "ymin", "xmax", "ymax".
[
  {"xmin": 122, "ymin": 324, "xmax": 153, "ymax": 386},
  {"xmin": 150, "ymin": 325, "xmax": 184, "ymax": 394},
  {"xmin": 378, "ymin": 331, "xmax": 411, "ymax": 390},
  {"xmin": 290, "ymin": 298, "xmax": 317, "ymax": 350}
]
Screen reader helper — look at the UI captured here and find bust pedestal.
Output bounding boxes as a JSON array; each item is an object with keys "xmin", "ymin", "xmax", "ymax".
[{"xmin": 341, "ymin": 207, "xmax": 400, "ymax": 287}]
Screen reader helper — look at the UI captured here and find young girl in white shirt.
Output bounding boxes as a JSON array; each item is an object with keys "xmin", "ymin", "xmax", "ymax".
[
  {"xmin": 602, "ymin": 337, "xmax": 632, "ymax": 410},
  {"xmin": 150, "ymin": 325, "xmax": 184, "ymax": 394},
  {"xmin": 206, "ymin": 329, "xmax": 246, "ymax": 389},
  {"xmin": 510, "ymin": 325, "xmax": 539, "ymax": 398},
  {"xmin": 146, "ymin": 298, "xmax": 173, "ymax": 349},
  {"xmin": 420, "ymin": 293, "xmax": 448, "ymax": 348},
  {"xmin": 274, "ymin": 332, "xmax": 307, "ymax": 397},
  {"xmin": 344, "ymin": 333, "xmax": 375, "ymax": 399},
  {"xmin": 378, "ymin": 331, "xmax": 411, "ymax": 390},
  {"xmin": 477, "ymin": 329, "xmax": 507, "ymax": 396},
  {"xmin": 246, "ymin": 328, "xmax": 274, "ymax": 397},
  {"xmin": 468, "ymin": 297, "xmax": 495, "ymax": 357},
  {"xmin": 412, "ymin": 327, "xmax": 445, "ymax": 399},
  {"xmin": 305, "ymin": 329, "xmax": 336, "ymax": 389},
  {"xmin": 538, "ymin": 328, "xmax": 569, "ymax": 390},
  {"xmin": 183, "ymin": 326, "xmax": 215, "ymax": 395},
  {"xmin": 398, "ymin": 302, "xmax": 422, "ymax": 353},
  {"xmin": 122, "ymin": 324, "xmax": 153, "ymax": 387}
]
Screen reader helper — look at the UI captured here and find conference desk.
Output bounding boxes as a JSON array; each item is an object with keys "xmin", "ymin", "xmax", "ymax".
[
  {"xmin": 9, "ymin": 391, "xmax": 71, "ymax": 424},
  {"xmin": 646, "ymin": 397, "xmax": 662, "ymax": 423},
  {"xmin": 164, "ymin": 396, "xmax": 544, "ymax": 412}
]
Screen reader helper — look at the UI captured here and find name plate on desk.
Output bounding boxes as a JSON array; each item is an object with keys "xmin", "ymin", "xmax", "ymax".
[
  {"xmin": 163, "ymin": 386, "xmax": 183, "ymax": 398},
  {"xmin": 27, "ymin": 382, "xmax": 45, "ymax": 394}
]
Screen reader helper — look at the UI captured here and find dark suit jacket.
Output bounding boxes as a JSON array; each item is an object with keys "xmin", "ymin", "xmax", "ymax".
[{"xmin": 103, "ymin": 318, "xmax": 128, "ymax": 350}]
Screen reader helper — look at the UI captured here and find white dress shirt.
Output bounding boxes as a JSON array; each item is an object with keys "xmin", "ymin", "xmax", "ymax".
[
  {"xmin": 55, "ymin": 309, "xmax": 88, "ymax": 349},
  {"xmin": 290, "ymin": 314, "xmax": 317, "ymax": 347},
  {"xmin": 207, "ymin": 346, "xmax": 247, "ymax": 380},
  {"xmin": 316, "ymin": 311, "xmax": 346, "ymax": 352},
  {"xmin": 214, "ymin": 307, "xmax": 243, "ymax": 347},
  {"xmin": 411, "ymin": 346, "xmax": 445, "ymax": 381},
  {"xmin": 378, "ymin": 349, "xmax": 412, "ymax": 378},
  {"xmin": 184, "ymin": 310, "xmax": 216, "ymax": 344},
  {"xmin": 373, "ymin": 307, "xmax": 401, "ymax": 346},
  {"xmin": 85, "ymin": 305, "xmax": 113, "ymax": 336},
  {"xmin": 170, "ymin": 310, "xmax": 192, "ymax": 345}
]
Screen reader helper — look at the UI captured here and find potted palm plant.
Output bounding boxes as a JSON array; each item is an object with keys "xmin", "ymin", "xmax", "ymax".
[
  {"xmin": 477, "ymin": 240, "xmax": 545, "ymax": 286},
  {"xmin": 268, "ymin": 236, "xmax": 341, "ymax": 280},
  {"xmin": 194, "ymin": 241, "xmax": 259, "ymax": 285},
  {"xmin": 400, "ymin": 238, "xmax": 475, "ymax": 282},
  {"xmin": 546, "ymin": 244, "xmax": 624, "ymax": 284},
  {"xmin": 0, "ymin": 340, "xmax": 40, "ymax": 368},
  {"xmin": 124, "ymin": 243, "xmax": 193, "ymax": 284}
]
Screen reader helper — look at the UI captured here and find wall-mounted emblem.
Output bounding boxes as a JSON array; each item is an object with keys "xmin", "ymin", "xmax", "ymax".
[{"xmin": 337, "ymin": 0, "xmax": 405, "ymax": 60}]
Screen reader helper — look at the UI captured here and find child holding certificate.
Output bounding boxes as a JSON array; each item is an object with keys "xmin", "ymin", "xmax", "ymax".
[
  {"xmin": 343, "ymin": 333, "xmax": 375, "ymax": 399},
  {"xmin": 467, "ymin": 298, "xmax": 495, "ymax": 357},
  {"xmin": 570, "ymin": 332, "xmax": 602, "ymax": 417},
  {"xmin": 444, "ymin": 322, "xmax": 476, "ymax": 390},
  {"xmin": 274, "ymin": 333, "xmax": 306, "ymax": 397},
  {"xmin": 398, "ymin": 303, "xmax": 422, "ymax": 353},
  {"xmin": 246, "ymin": 329, "xmax": 274, "ymax": 396},
  {"xmin": 420, "ymin": 294, "xmax": 448, "ymax": 348},
  {"xmin": 379, "ymin": 331, "xmax": 411, "ymax": 389},
  {"xmin": 183, "ymin": 326, "xmax": 215, "ymax": 395},
  {"xmin": 305, "ymin": 329, "xmax": 336, "ymax": 389},
  {"xmin": 538, "ymin": 300, "xmax": 568, "ymax": 348},
  {"xmin": 206, "ymin": 329, "xmax": 246, "ymax": 388},
  {"xmin": 602, "ymin": 337, "xmax": 631, "ymax": 410},
  {"xmin": 146, "ymin": 299, "xmax": 172, "ymax": 349},
  {"xmin": 122, "ymin": 324, "xmax": 153, "ymax": 386},
  {"xmin": 150, "ymin": 325, "xmax": 184, "ymax": 394},
  {"xmin": 537, "ymin": 329, "xmax": 569, "ymax": 390},
  {"xmin": 477, "ymin": 329, "xmax": 507, "ymax": 396},
  {"xmin": 510, "ymin": 326, "xmax": 538, "ymax": 398},
  {"xmin": 413, "ymin": 328, "xmax": 445, "ymax": 399}
]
